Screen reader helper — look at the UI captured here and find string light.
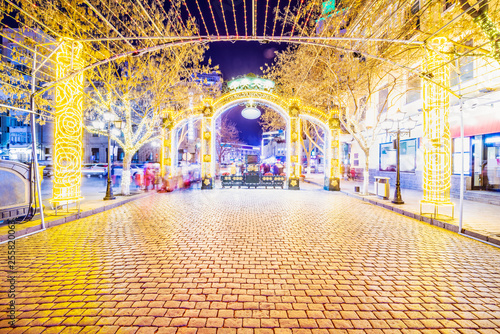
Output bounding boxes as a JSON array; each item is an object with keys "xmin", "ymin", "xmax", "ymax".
[
  {"xmin": 206, "ymin": 0, "xmax": 220, "ymax": 38},
  {"xmin": 291, "ymin": 0, "xmax": 305, "ymax": 37},
  {"xmin": 253, "ymin": 0, "xmax": 257, "ymax": 36},
  {"xmin": 182, "ymin": 0, "xmax": 201, "ymax": 37},
  {"xmin": 229, "ymin": 0, "xmax": 239, "ymax": 37},
  {"xmin": 280, "ymin": 0, "xmax": 293, "ymax": 41},
  {"xmin": 194, "ymin": 0, "xmax": 211, "ymax": 36},
  {"xmin": 168, "ymin": 0, "xmax": 190, "ymax": 34},
  {"xmin": 243, "ymin": 0, "xmax": 248, "ymax": 38},
  {"xmin": 272, "ymin": 0, "xmax": 281, "ymax": 38},
  {"xmin": 263, "ymin": 0, "xmax": 271, "ymax": 36},
  {"xmin": 218, "ymin": 0, "xmax": 229, "ymax": 36}
]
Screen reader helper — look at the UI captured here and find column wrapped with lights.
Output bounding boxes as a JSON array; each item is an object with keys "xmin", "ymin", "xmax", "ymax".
[
  {"xmin": 201, "ymin": 105, "xmax": 214, "ymax": 189},
  {"xmin": 325, "ymin": 113, "xmax": 341, "ymax": 191},
  {"xmin": 288, "ymin": 99, "xmax": 301, "ymax": 190},
  {"xmin": 422, "ymin": 37, "xmax": 453, "ymax": 207},
  {"xmin": 161, "ymin": 113, "xmax": 173, "ymax": 178},
  {"xmin": 51, "ymin": 39, "xmax": 84, "ymax": 205}
]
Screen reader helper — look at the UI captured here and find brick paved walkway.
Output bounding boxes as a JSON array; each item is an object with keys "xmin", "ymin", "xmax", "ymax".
[{"xmin": 1, "ymin": 186, "xmax": 500, "ymax": 333}]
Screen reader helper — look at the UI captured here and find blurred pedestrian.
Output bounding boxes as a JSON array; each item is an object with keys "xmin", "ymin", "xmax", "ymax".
[{"xmin": 273, "ymin": 164, "xmax": 279, "ymax": 175}]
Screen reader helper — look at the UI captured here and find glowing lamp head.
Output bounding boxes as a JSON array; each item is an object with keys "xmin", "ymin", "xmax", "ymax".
[
  {"xmin": 393, "ymin": 109, "xmax": 406, "ymax": 122},
  {"xmin": 241, "ymin": 107, "xmax": 261, "ymax": 119}
]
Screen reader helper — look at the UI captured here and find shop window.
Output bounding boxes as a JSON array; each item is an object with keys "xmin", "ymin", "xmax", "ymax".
[
  {"xmin": 353, "ymin": 153, "xmax": 359, "ymax": 167},
  {"xmin": 359, "ymin": 96, "xmax": 367, "ymax": 121},
  {"xmin": 452, "ymin": 137, "xmax": 471, "ymax": 174},
  {"xmin": 379, "ymin": 138, "xmax": 417, "ymax": 172}
]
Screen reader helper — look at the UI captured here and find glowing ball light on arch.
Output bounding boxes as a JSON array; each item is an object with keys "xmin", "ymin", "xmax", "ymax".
[
  {"xmin": 227, "ymin": 74, "xmax": 275, "ymax": 120},
  {"xmin": 241, "ymin": 106, "xmax": 261, "ymax": 119}
]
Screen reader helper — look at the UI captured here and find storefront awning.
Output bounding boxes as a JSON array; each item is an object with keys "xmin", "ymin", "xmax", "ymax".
[{"xmin": 450, "ymin": 107, "xmax": 500, "ymax": 138}]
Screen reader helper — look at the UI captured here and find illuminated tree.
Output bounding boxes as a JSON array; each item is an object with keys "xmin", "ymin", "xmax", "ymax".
[
  {"xmin": 84, "ymin": 52, "xmax": 212, "ymax": 195},
  {"xmin": 215, "ymin": 116, "xmax": 241, "ymax": 170},
  {"xmin": 456, "ymin": 0, "xmax": 500, "ymax": 62},
  {"xmin": 300, "ymin": 120, "xmax": 325, "ymax": 175},
  {"xmin": 1, "ymin": 0, "xmax": 213, "ymax": 195},
  {"xmin": 259, "ymin": 106, "xmax": 286, "ymax": 131}
]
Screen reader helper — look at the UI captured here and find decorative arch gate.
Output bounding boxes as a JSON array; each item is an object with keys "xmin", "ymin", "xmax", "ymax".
[{"xmin": 161, "ymin": 82, "xmax": 341, "ymax": 190}]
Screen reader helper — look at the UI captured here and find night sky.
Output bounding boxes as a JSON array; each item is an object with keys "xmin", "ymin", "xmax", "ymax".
[
  {"xmin": 205, "ymin": 41, "xmax": 287, "ymax": 146},
  {"xmin": 179, "ymin": 0, "xmax": 296, "ymax": 146},
  {"xmin": 2, "ymin": 1, "xmax": 303, "ymax": 146}
]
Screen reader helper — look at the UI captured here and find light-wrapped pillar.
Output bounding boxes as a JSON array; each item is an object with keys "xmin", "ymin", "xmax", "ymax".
[
  {"xmin": 201, "ymin": 116, "xmax": 213, "ymax": 189},
  {"xmin": 51, "ymin": 40, "xmax": 84, "ymax": 206},
  {"xmin": 325, "ymin": 115, "xmax": 341, "ymax": 191},
  {"xmin": 160, "ymin": 127, "xmax": 171, "ymax": 178},
  {"xmin": 288, "ymin": 99, "xmax": 301, "ymax": 190},
  {"xmin": 422, "ymin": 37, "xmax": 453, "ymax": 208}
]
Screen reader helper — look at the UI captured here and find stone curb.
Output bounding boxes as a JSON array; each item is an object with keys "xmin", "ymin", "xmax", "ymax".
[
  {"xmin": 340, "ymin": 191, "xmax": 500, "ymax": 247},
  {"xmin": 304, "ymin": 178, "xmax": 500, "ymax": 248},
  {"xmin": 0, "ymin": 192, "xmax": 154, "ymax": 243}
]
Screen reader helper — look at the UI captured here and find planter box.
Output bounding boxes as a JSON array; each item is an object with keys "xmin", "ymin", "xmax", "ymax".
[
  {"xmin": 201, "ymin": 177, "xmax": 213, "ymax": 189},
  {"xmin": 324, "ymin": 177, "xmax": 340, "ymax": 191},
  {"xmin": 288, "ymin": 177, "xmax": 300, "ymax": 190}
]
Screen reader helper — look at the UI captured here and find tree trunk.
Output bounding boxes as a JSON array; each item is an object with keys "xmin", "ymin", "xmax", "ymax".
[
  {"xmin": 362, "ymin": 152, "xmax": 370, "ymax": 195},
  {"xmin": 306, "ymin": 154, "xmax": 311, "ymax": 175},
  {"xmin": 121, "ymin": 152, "xmax": 133, "ymax": 196}
]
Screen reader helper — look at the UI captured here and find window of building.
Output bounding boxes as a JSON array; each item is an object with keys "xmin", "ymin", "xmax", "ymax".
[
  {"xmin": 406, "ymin": 74, "xmax": 421, "ymax": 104},
  {"xmin": 379, "ymin": 138, "xmax": 417, "ymax": 172},
  {"xmin": 403, "ymin": 0, "xmax": 420, "ymax": 39},
  {"xmin": 378, "ymin": 86, "xmax": 388, "ymax": 114},
  {"xmin": 450, "ymin": 40, "xmax": 474, "ymax": 86},
  {"xmin": 91, "ymin": 148, "xmax": 100, "ymax": 162},
  {"xmin": 410, "ymin": 0, "xmax": 420, "ymax": 29},
  {"xmin": 359, "ymin": 96, "xmax": 367, "ymax": 121},
  {"xmin": 452, "ymin": 137, "xmax": 471, "ymax": 174}
]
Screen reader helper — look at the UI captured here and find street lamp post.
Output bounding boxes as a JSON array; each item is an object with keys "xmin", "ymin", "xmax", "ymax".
[
  {"xmin": 91, "ymin": 112, "xmax": 119, "ymax": 200},
  {"xmin": 383, "ymin": 109, "xmax": 417, "ymax": 205},
  {"xmin": 102, "ymin": 112, "xmax": 116, "ymax": 200},
  {"xmin": 393, "ymin": 121, "xmax": 404, "ymax": 204},
  {"xmin": 103, "ymin": 121, "xmax": 115, "ymax": 200}
]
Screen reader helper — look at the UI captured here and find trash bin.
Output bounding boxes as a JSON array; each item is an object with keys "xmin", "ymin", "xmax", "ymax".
[{"xmin": 374, "ymin": 177, "xmax": 390, "ymax": 200}]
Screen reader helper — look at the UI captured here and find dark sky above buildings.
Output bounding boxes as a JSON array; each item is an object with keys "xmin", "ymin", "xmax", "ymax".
[{"xmin": 205, "ymin": 41, "xmax": 287, "ymax": 146}]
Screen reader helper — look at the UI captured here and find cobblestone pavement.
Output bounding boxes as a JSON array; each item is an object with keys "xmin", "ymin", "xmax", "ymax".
[{"xmin": 1, "ymin": 186, "xmax": 500, "ymax": 334}]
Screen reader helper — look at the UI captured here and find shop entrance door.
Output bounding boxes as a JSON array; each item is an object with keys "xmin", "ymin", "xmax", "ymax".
[
  {"xmin": 471, "ymin": 135, "xmax": 483, "ymax": 190},
  {"xmin": 484, "ymin": 135, "xmax": 500, "ymax": 191}
]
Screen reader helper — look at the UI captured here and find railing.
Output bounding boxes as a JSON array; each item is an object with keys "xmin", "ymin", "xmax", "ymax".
[{"xmin": 221, "ymin": 173, "xmax": 286, "ymax": 189}]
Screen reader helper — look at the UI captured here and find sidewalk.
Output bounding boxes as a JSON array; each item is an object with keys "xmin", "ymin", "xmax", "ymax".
[
  {"xmin": 0, "ymin": 191, "xmax": 153, "ymax": 243},
  {"xmin": 303, "ymin": 174, "xmax": 500, "ymax": 246}
]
